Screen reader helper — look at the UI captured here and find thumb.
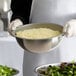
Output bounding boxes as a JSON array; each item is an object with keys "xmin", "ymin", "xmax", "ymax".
[{"xmin": 8, "ymin": 22, "xmax": 15, "ymax": 36}]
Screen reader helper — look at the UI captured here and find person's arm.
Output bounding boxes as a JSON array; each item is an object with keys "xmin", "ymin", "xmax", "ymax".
[
  {"xmin": 8, "ymin": 0, "xmax": 32, "ymax": 32},
  {"xmin": 8, "ymin": 0, "xmax": 32, "ymax": 50},
  {"xmin": 11, "ymin": 0, "xmax": 32, "ymax": 24}
]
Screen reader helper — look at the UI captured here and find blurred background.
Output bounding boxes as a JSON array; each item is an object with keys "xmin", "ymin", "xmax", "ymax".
[
  {"xmin": 0, "ymin": 0, "xmax": 11, "ymax": 32},
  {"xmin": 0, "ymin": 0, "xmax": 24, "ymax": 76}
]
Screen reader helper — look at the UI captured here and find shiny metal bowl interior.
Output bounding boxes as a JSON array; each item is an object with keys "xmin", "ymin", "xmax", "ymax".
[{"xmin": 12, "ymin": 23, "xmax": 63, "ymax": 53}]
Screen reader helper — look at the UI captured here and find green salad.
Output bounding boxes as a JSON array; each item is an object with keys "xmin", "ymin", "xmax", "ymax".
[
  {"xmin": 38, "ymin": 62, "xmax": 76, "ymax": 76},
  {"xmin": 0, "ymin": 65, "xmax": 18, "ymax": 76}
]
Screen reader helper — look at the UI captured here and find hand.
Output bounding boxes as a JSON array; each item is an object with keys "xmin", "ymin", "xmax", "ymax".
[
  {"xmin": 63, "ymin": 19, "xmax": 76, "ymax": 37},
  {"xmin": 8, "ymin": 19, "xmax": 23, "ymax": 36}
]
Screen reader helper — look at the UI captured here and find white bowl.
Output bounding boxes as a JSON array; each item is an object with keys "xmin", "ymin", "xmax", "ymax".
[{"xmin": 35, "ymin": 62, "xmax": 76, "ymax": 76}]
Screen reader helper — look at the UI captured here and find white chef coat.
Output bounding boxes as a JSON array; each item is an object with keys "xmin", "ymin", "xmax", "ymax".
[
  {"xmin": 23, "ymin": 0, "xmax": 76, "ymax": 76},
  {"xmin": 30, "ymin": 0, "xmax": 76, "ymax": 25},
  {"xmin": 30, "ymin": 0, "xmax": 76, "ymax": 62}
]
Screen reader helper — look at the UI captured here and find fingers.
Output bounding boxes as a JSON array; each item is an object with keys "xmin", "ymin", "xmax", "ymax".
[
  {"xmin": 63, "ymin": 23, "xmax": 73, "ymax": 37},
  {"xmin": 63, "ymin": 19, "xmax": 76, "ymax": 37},
  {"xmin": 12, "ymin": 19, "xmax": 23, "ymax": 30},
  {"xmin": 9, "ymin": 19, "xmax": 23, "ymax": 31},
  {"xmin": 8, "ymin": 19, "xmax": 23, "ymax": 36}
]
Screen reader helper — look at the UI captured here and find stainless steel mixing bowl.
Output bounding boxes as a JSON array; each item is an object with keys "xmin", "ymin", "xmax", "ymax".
[{"xmin": 12, "ymin": 23, "xmax": 63, "ymax": 53}]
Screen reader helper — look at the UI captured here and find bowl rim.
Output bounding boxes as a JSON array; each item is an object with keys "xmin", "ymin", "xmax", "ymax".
[
  {"xmin": 35, "ymin": 63, "xmax": 60, "ymax": 73},
  {"xmin": 12, "ymin": 23, "xmax": 63, "ymax": 40},
  {"xmin": 35, "ymin": 61, "xmax": 75, "ymax": 73}
]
